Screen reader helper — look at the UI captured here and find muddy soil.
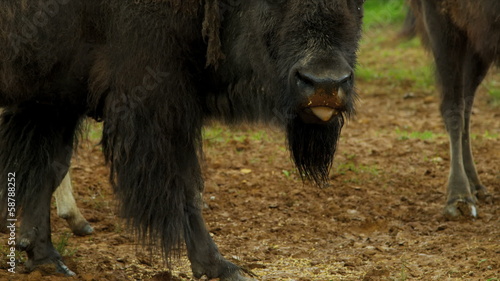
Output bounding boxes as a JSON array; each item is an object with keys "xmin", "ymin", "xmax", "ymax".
[{"xmin": 1, "ymin": 34, "xmax": 499, "ymax": 281}]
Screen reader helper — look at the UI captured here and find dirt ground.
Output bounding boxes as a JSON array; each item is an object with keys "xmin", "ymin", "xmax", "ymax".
[{"xmin": 1, "ymin": 34, "xmax": 499, "ymax": 281}]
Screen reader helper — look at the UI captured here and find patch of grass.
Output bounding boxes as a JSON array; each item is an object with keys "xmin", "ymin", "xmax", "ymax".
[
  {"xmin": 0, "ymin": 245, "xmax": 6, "ymax": 263},
  {"xmin": 484, "ymin": 78, "xmax": 500, "ymax": 105},
  {"xmin": 399, "ymin": 263, "xmax": 409, "ymax": 281},
  {"xmin": 356, "ymin": 36, "xmax": 434, "ymax": 90},
  {"xmin": 477, "ymin": 259, "xmax": 488, "ymax": 266},
  {"xmin": 82, "ymin": 120, "xmax": 103, "ymax": 142},
  {"xmin": 203, "ymin": 125, "xmax": 269, "ymax": 145},
  {"xmin": 0, "ymin": 245, "xmax": 26, "ymax": 265},
  {"xmin": 250, "ymin": 130, "xmax": 267, "ymax": 142},
  {"xmin": 202, "ymin": 126, "xmax": 226, "ymax": 144},
  {"xmin": 344, "ymin": 153, "xmax": 358, "ymax": 161},
  {"xmin": 484, "ymin": 131, "xmax": 500, "ymax": 139},
  {"xmin": 114, "ymin": 222, "xmax": 124, "ymax": 234},
  {"xmin": 471, "ymin": 131, "xmax": 500, "ymax": 140},
  {"xmin": 397, "ymin": 37, "xmax": 423, "ymax": 49},
  {"xmin": 335, "ymin": 161, "xmax": 379, "ymax": 176},
  {"xmin": 282, "ymin": 169, "xmax": 297, "ymax": 179},
  {"xmin": 395, "ymin": 129, "xmax": 442, "ymax": 141},
  {"xmin": 88, "ymin": 191, "xmax": 108, "ymax": 211},
  {"xmin": 54, "ymin": 232, "xmax": 77, "ymax": 257},
  {"xmin": 357, "ymin": 58, "xmax": 434, "ymax": 91},
  {"xmin": 356, "ymin": 0, "xmax": 438, "ymax": 94},
  {"xmin": 363, "ymin": 0, "xmax": 406, "ymax": 30}
]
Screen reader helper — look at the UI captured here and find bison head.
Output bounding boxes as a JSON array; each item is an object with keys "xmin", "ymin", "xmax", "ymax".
[{"xmin": 206, "ymin": 0, "xmax": 364, "ymax": 184}]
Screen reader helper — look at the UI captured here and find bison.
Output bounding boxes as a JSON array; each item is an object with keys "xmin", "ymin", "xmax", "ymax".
[
  {"xmin": 0, "ymin": 1, "xmax": 365, "ymax": 279},
  {"xmin": 405, "ymin": 0, "xmax": 498, "ymax": 218}
]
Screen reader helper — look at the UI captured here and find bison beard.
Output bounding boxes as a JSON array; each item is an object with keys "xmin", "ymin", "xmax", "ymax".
[
  {"xmin": 0, "ymin": 1, "xmax": 364, "ymax": 280},
  {"xmin": 288, "ymin": 117, "xmax": 344, "ymax": 184}
]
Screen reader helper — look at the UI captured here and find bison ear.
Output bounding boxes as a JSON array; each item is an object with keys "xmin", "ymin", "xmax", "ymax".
[{"xmin": 202, "ymin": 0, "xmax": 225, "ymax": 68}]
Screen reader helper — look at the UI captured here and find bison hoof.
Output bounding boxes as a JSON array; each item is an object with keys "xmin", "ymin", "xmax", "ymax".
[
  {"xmin": 25, "ymin": 259, "xmax": 75, "ymax": 277},
  {"xmin": 55, "ymin": 260, "xmax": 76, "ymax": 276},
  {"xmin": 192, "ymin": 260, "xmax": 257, "ymax": 281},
  {"xmin": 443, "ymin": 199, "xmax": 477, "ymax": 219},
  {"xmin": 71, "ymin": 222, "xmax": 94, "ymax": 236},
  {"xmin": 474, "ymin": 185, "xmax": 492, "ymax": 204},
  {"xmin": 220, "ymin": 271, "xmax": 258, "ymax": 281}
]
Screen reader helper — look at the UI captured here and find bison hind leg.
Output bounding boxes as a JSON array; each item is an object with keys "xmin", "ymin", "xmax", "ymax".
[{"xmin": 54, "ymin": 173, "xmax": 94, "ymax": 236}]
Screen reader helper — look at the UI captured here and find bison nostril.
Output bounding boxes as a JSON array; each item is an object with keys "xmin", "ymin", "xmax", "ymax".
[
  {"xmin": 295, "ymin": 69, "xmax": 353, "ymax": 92},
  {"xmin": 295, "ymin": 71, "xmax": 315, "ymax": 90},
  {"xmin": 336, "ymin": 72, "xmax": 353, "ymax": 85}
]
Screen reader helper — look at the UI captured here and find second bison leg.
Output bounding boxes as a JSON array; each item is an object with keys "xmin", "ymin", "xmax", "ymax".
[
  {"xmin": 54, "ymin": 173, "xmax": 93, "ymax": 236},
  {"xmin": 460, "ymin": 48, "xmax": 491, "ymax": 202},
  {"xmin": 421, "ymin": 0, "xmax": 476, "ymax": 217}
]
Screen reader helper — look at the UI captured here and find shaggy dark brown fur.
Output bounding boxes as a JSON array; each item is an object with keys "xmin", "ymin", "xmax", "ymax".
[{"xmin": 0, "ymin": 1, "xmax": 365, "ymax": 279}]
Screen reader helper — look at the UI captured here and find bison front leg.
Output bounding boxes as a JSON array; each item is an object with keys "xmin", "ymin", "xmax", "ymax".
[
  {"xmin": 184, "ymin": 191, "xmax": 256, "ymax": 281},
  {"xmin": 0, "ymin": 105, "xmax": 81, "ymax": 275},
  {"xmin": 18, "ymin": 180, "xmax": 75, "ymax": 275},
  {"xmin": 54, "ymin": 173, "xmax": 93, "ymax": 236}
]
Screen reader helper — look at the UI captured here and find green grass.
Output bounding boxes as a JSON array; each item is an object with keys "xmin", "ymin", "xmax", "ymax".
[
  {"xmin": 363, "ymin": 0, "xmax": 407, "ymax": 30},
  {"xmin": 356, "ymin": 0, "xmax": 436, "ymax": 93},
  {"xmin": 484, "ymin": 78, "xmax": 500, "ymax": 104},
  {"xmin": 82, "ymin": 120, "xmax": 103, "ymax": 142},
  {"xmin": 471, "ymin": 131, "xmax": 500, "ymax": 140},
  {"xmin": 395, "ymin": 129, "xmax": 443, "ymax": 141},
  {"xmin": 335, "ymin": 161, "xmax": 380, "ymax": 176},
  {"xmin": 202, "ymin": 126, "xmax": 226, "ymax": 143},
  {"xmin": 202, "ymin": 125, "xmax": 271, "ymax": 145},
  {"xmin": 282, "ymin": 169, "xmax": 291, "ymax": 178},
  {"xmin": 395, "ymin": 128, "xmax": 498, "ymax": 142},
  {"xmin": 54, "ymin": 232, "xmax": 77, "ymax": 257},
  {"xmin": 0, "ymin": 243, "xmax": 26, "ymax": 265},
  {"xmin": 334, "ymin": 153, "xmax": 379, "ymax": 178}
]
